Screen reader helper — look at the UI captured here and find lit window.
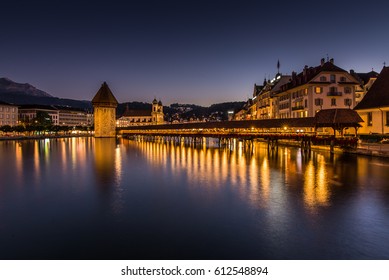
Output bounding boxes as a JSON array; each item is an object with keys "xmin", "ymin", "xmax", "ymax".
[{"xmin": 315, "ymin": 87, "xmax": 323, "ymax": 94}]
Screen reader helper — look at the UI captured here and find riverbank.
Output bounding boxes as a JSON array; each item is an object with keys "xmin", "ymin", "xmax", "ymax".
[{"xmin": 0, "ymin": 134, "xmax": 93, "ymax": 141}]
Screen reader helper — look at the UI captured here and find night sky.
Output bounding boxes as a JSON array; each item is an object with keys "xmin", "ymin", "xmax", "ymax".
[{"xmin": 1, "ymin": 0, "xmax": 388, "ymax": 106}]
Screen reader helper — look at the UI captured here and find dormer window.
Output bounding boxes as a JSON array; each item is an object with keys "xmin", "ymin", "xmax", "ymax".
[{"xmin": 330, "ymin": 75, "xmax": 336, "ymax": 83}]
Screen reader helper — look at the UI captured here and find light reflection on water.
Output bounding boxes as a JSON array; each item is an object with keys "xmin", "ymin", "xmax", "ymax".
[{"xmin": 1, "ymin": 137, "xmax": 389, "ymax": 259}]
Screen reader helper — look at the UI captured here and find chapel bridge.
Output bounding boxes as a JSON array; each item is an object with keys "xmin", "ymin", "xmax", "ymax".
[{"xmin": 118, "ymin": 109, "xmax": 363, "ymax": 152}]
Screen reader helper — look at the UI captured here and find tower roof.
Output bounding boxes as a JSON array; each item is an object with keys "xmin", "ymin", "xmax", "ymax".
[{"xmin": 92, "ymin": 82, "xmax": 118, "ymax": 107}]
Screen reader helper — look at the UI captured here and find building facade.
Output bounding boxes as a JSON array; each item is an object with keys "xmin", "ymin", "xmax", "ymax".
[
  {"xmin": 275, "ymin": 58, "xmax": 359, "ymax": 119},
  {"xmin": 18, "ymin": 105, "xmax": 59, "ymax": 125},
  {"xmin": 117, "ymin": 99, "xmax": 164, "ymax": 127},
  {"xmin": 354, "ymin": 66, "xmax": 389, "ymax": 134},
  {"xmin": 57, "ymin": 107, "xmax": 91, "ymax": 127},
  {"xmin": 0, "ymin": 101, "xmax": 18, "ymax": 126}
]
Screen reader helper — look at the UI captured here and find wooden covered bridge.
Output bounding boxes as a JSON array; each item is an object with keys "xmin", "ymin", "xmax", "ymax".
[{"xmin": 118, "ymin": 109, "xmax": 363, "ymax": 152}]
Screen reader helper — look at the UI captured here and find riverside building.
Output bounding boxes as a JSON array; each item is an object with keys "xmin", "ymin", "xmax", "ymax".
[{"xmin": 0, "ymin": 101, "xmax": 18, "ymax": 126}]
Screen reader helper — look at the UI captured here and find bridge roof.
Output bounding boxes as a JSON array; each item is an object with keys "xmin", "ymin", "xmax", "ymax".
[
  {"xmin": 120, "ymin": 109, "xmax": 363, "ymax": 131},
  {"xmin": 315, "ymin": 109, "xmax": 363, "ymax": 127},
  {"xmin": 121, "ymin": 117, "xmax": 316, "ymax": 130}
]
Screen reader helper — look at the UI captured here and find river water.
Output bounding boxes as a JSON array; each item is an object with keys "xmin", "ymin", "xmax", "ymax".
[{"xmin": 0, "ymin": 137, "xmax": 389, "ymax": 259}]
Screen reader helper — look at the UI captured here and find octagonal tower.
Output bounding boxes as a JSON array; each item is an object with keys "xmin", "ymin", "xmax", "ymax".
[{"xmin": 92, "ymin": 82, "xmax": 118, "ymax": 137}]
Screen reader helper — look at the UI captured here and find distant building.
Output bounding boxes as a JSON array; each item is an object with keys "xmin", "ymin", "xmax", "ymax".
[
  {"xmin": 56, "ymin": 106, "xmax": 92, "ymax": 127},
  {"xmin": 18, "ymin": 104, "xmax": 91, "ymax": 127},
  {"xmin": 354, "ymin": 66, "xmax": 389, "ymax": 134},
  {"xmin": 92, "ymin": 82, "xmax": 118, "ymax": 138},
  {"xmin": 18, "ymin": 104, "xmax": 59, "ymax": 125},
  {"xmin": 256, "ymin": 74, "xmax": 291, "ymax": 119},
  {"xmin": 116, "ymin": 98, "xmax": 164, "ymax": 127},
  {"xmin": 0, "ymin": 101, "xmax": 18, "ymax": 126}
]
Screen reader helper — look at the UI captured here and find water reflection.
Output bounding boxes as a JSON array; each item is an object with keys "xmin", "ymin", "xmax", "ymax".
[
  {"xmin": 128, "ymin": 139, "xmax": 335, "ymax": 211},
  {"xmin": 94, "ymin": 138, "xmax": 118, "ymax": 188},
  {"xmin": 2, "ymin": 137, "xmax": 389, "ymax": 259}
]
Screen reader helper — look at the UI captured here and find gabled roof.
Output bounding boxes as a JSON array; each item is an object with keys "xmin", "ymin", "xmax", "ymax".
[
  {"xmin": 253, "ymin": 84, "xmax": 263, "ymax": 97},
  {"xmin": 315, "ymin": 109, "xmax": 363, "ymax": 127},
  {"xmin": 92, "ymin": 82, "xmax": 118, "ymax": 107},
  {"xmin": 280, "ymin": 59, "xmax": 351, "ymax": 92},
  {"xmin": 354, "ymin": 67, "xmax": 389, "ymax": 110},
  {"xmin": 351, "ymin": 70, "xmax": 379, "ymax": 85}
]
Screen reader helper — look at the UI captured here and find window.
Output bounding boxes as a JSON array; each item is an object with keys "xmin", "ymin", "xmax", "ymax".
[
  {"xmin": 320, "ymin": 76, "xmax": 327, "ymax": 82},
  {"xmin": 367, "ymin": 112, "xmax": 373, "ymax": 126},
  {"xmin": 344, "ymin": 99, "xmax": 352, "ymax": 107},
  {"xmin": 344, "ymin": 87, "xmax": 351, "ymax": 94},
  {"xmin": 304, "ymin": 99, "xmax": 308, "ymax": 107},
  {"xmin": 340, "ymin": 76, "xmax": 346, "ymax": 82},
  {"xmin": 330, "ymin": 74, "xmax": 336, "ymax": 83},
  {"xmin": 315, "ymin": 98, "xmax": 323, "ymax": 106},
  {"xmin": 331, "ymin": 98, "xmax": 336, "ymax": 106},
  {"xmin": 330, "ymin": 86, "xmax": 337, "ymax": 93},
  {"xmin": 315, "ymin": 87, "xmax": 323, "ymax": 94},
  {"xmin": 386, "ymin": 111, "xmax": 389, "ymax": 126}
]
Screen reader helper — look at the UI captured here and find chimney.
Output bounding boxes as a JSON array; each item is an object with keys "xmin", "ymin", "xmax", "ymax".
[
  {"xmin": 303, "ymin": 65, "xmax": 308, "ymax": 76},
  {"xmin": 321, "ymin": 58, "xmax": 325, "ymax": 66},
  {"xmin": 330, "ymin": 58, "xmax": 334, "ymax": 64},
  {"xmin": 350, "ymin": 69, "xmax": 355, "ymax": 74}
]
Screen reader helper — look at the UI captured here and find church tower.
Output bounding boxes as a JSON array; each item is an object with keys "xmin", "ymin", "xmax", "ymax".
[
  {"xmin": 92, "ymin": 82, "xmax": 118, "ymax": 137},
  {"xmin": 151, "ymin": 98, "xmax": 164, "ymax": 124}
]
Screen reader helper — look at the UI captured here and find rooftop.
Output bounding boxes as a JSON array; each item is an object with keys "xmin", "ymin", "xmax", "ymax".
[
  {"xmin": 92, "ymin": 82, "xmax": 118, "ymax": 107},
  {"xmin": 354, "ymin": 67, "xmax": 389, "ymax": 110}
]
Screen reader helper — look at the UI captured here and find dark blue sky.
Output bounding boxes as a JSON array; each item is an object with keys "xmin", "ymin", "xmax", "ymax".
[{"xmin": 1, "ymin": 0, "xmax": 388, "ymax": 105}]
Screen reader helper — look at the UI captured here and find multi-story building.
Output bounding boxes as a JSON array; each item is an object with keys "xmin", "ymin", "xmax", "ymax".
[
  {"xmin": 56, "ymin": 106, "xmax": 91, "ymax": 127},
  {"xmin": 256, "ymin": 74, "xmax": 291, "ymax": 119},
  {"xmin": 18, "ymin": 105, "xmax": 59, "ymax": 125},
  {"xmin": 275, "ymin": 58, "xmax": 359, "ymax": 119},
  {"xmin": 18, "ymin": 104, "xmax": 91, "ymax": 127},
  {"xmin": 0, "ymin": 101, "xmax": 18, "ymax": 126},
  {"xmin": 354, "ymin": 66, "xmax": 389, "ymax": 134},
  {"xmin": 116, "ymin": 99, "xmax": 164, "ymax": 127}
]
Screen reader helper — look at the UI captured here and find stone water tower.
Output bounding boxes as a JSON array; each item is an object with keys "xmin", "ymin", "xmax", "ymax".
[{"xmin": 92, "ymin": 82, "xmax": 118, "ymax": 137}]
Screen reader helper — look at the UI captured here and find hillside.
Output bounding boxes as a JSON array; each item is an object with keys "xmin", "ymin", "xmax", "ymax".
[
  {"xmin": 0, "ymin": 77, "xmax": 244, "ymax": 119},
  {"xmin": 0, "ymin": 77, "xmax": 92, "ymax": 109}
]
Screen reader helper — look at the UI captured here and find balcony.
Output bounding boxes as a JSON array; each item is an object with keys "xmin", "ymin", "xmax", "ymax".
[
  {"xmin": 327, "ymin": 91, "xmax": 342, "ymax": 96},
  {"xmin": 291, "ymin": 105, "xmax": 305, "ymax": 111}
]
